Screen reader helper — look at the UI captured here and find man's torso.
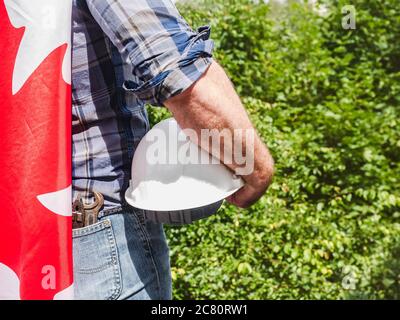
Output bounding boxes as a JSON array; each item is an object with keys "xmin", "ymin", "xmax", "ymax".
[{"xmin": 72, "ymin": 0, "xmax": 149, "ymax": 211}]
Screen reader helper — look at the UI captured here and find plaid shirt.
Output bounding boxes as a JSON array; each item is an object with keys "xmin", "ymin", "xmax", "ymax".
[{"xmin": 72, "ymin": 0, "xmax": 214, "ymax": 212}]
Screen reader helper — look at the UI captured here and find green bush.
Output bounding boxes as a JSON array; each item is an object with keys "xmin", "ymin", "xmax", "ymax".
[{"xmin": 147, "ymin": 0, "xmax": 400, "ymax": 299}]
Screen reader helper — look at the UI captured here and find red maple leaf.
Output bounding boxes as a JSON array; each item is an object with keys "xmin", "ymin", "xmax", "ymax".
[{"xmin": 0, "ymin": 1, "xmax": 72, "ymax": 299}]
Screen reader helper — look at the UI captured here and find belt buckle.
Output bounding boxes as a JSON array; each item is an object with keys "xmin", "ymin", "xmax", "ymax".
[{"xmin": 72, "ymin": 192, "xmax": 104, "ymax": 229}]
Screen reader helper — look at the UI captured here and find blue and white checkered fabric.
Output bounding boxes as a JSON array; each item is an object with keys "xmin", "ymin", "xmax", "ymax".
[{"xmin": 72, "ymin": 0, "xmax": 214, "ymax": 211}]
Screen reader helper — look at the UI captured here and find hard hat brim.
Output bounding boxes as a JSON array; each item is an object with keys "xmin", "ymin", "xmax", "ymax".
[
  {"xmin": 125, "ymin": 179, "xmax": 242, "ymax": 212},
  {"xmin": 141, "ymin": 200, "xmax": 224, "ymax": 225}
]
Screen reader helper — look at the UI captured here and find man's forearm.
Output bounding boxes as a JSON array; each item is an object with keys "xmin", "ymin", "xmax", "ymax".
[{"xmin": 165, "ymin": 61, "xmax": 274, "ymax": 207}]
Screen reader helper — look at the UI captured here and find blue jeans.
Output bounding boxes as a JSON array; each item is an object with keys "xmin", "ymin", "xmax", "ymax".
[{"xmin": 72, "ymin": 209, "xmax": 172, "ymax": 300}]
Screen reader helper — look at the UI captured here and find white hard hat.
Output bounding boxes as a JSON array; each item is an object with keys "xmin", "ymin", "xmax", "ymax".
[{"xmin": 125, "ymin": 118, "xmax": 244, "ymax": 225}]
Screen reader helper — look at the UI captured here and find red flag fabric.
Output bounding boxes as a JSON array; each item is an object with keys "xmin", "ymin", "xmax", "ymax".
[{"xmin": 0, "ymin": 0, "xmax": 73, "ymax": 299}]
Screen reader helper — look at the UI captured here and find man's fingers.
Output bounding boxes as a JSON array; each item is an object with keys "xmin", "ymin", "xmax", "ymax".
[{"xmin": 226, "ymin": 184, "xmax": 258, "ymax": 208}]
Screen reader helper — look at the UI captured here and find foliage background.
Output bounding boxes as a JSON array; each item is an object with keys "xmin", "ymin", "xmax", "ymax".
[{"xmin": 147, "ymin": 0, "xmax": 400, "ymax": 299}]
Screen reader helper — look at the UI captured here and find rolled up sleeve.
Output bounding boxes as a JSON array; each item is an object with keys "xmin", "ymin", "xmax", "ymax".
[{"xmin": 86, "ymin": 0, "xmax": 214, "ymax": 105}]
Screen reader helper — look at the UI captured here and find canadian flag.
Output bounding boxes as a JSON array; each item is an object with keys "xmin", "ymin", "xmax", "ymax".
[{"xmin": 0, "ymin": 0, "xmax": 73, "ymax": 299}]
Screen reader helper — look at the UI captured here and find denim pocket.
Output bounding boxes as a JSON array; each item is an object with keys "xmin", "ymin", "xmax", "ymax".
[{"xmin": 73, "ymin": 219, "xmax": 122, "ymax": 300}]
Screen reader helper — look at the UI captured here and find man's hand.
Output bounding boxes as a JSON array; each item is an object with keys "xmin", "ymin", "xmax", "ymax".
[
  {"xmin": 165, "ymin": 61, "xmax": 274, "ymax": 208},
  {"xmin": 226, "ymin": 166, "xmax": 273, "ymax": 208}
]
